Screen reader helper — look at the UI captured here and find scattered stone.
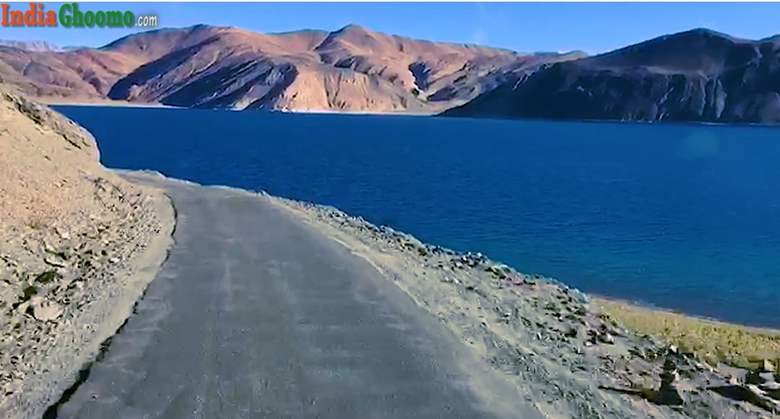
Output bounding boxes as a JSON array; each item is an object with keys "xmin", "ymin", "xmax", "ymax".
[
  {"xmin": 598, "ymin": 332, "xmax": 615, "ymax": 345},
  {"xmin": 762, "ymin": 359, "xmax": 776, "ymax": 374},
  {"xmin": 745, "ymin": 384, "xmax": 780, "ymax": 411},
  {"xmin": 43, "ymin": 257, "xmax": 66, "ymax": 268},
  {"xmin": 34, "ymin": 270, "xmax": 60, "ymax": 284}
]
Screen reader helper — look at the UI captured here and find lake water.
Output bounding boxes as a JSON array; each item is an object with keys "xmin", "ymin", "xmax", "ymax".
[{"xmin": 56, "ymin": 106, "xmax": 780, "ymax": 328}]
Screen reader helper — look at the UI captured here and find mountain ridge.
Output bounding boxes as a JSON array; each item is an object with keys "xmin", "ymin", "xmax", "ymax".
[
  {"xmin": 444, "ymin": 28, "xmax": 780, "ymax": 123},
  {"xmin": 5, "ymin": 25, "xmax": 780, "ymax": 122},
  {"xmin": 0, "ymin": 24, "xmax": 581, "ymax": 113}
]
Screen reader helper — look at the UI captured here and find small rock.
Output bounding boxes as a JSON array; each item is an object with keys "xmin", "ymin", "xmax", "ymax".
[
  {"xmin": 43, "ymin": 257, "xmax": 66, "ymax": 268},
  {"xmin": 745, "ymin": 384, "xmax": 780, "ymax": 411},
  {"xmin": 32, "ymin": 300, "xmax": 63, "ymax": 322},
  {"xmin": 598, "ymin": 332, "xmax": 615, "ymax": 345}
]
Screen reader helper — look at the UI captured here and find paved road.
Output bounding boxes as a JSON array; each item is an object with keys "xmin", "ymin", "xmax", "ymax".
[{"xmin": 53, "ymin": 174, "xmax": 542, "ymax": 419}]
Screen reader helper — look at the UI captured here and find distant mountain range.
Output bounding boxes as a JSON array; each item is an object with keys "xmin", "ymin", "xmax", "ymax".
[
  {"xmin": 0, "ymin": 24, "xmax": 580, "ymax": 113},
  {"xmin": 445, "ymin": 29, "xmax": 780, "ymax": 124},
  {"xmin": 0, "ymin": 40, "xmax": 63, "ymax": 52},
  {"xmin": 2, "ymin": 25, "xmax": 780, "ymax": 123}
]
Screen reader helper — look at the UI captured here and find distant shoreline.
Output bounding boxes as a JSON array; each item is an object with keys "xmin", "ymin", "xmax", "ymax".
[
  {"xmin": 42, "ymin": 98, "xmax": 780, "ymax": 126},
  {"xmin": 38, "ymin": 97, "xmax": 179, "ymax": 109},
  {"xmin": 44, "ymin": 99, "xmax": 435, "ymax": 116}
]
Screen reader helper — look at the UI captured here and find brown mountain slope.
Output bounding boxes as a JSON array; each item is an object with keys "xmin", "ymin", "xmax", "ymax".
[
  {"xmin": 0, "ymin": 46, "xmax": 142, "ymax": 98},
  {"xmin": 0, "ymin": 24, "xmax": 579, "ymax": 113},
  {"xmin": 104, "ymin": 24, "xmax": 543, "ymax": 112}
]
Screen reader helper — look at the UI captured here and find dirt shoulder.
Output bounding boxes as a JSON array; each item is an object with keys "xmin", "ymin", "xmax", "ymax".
[{"xmin": 0, "ymin": 90, "xmax": 174, "ymax": 418}]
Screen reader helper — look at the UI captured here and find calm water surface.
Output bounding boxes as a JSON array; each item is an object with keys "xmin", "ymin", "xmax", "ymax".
[{"xmin": 56, "ymin": 106, "xmax": 780, "ymax": 328}]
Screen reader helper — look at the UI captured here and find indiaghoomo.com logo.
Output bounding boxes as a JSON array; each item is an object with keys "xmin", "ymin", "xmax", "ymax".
[{"xmin": 1, "ymin": 2, "xmax": 158, "ymax": 28}]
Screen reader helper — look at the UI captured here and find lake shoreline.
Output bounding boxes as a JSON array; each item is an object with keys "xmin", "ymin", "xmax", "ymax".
[
  {"xmin": 128, "ymin": 170, "xmax": 780, "ymax": 370},
  {"xmin": 119, "ymin": 170, "xmax": 778, "ymax": 417},
  {"xmin": 38, "ymin": 97, "xmax": 178, "ymax": 109},
  {"xmin": 57, "ymin": 104, "xmax": 780, "ymax": 345},
  {"xmin": 45, "ymin": 99, "xmax": 780, "ymax": 127},
  {"xmin": 44, "ymin": 98, "xmax": 436, "ymax": 115},
  {"xmin": 593, "ymin": 296, "xmax": 780, "ymax": 370},
  {"xmin": 592, "ymin": 294, "xmax": 780, "ymax": 335}
]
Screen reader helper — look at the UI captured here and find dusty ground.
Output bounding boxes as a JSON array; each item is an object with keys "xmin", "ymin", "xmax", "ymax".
[
  {"xmin": 270, "ymin": 197, "xmax": 780, "ymax": 418},
  {"xmin": 0, "ymin": 90, "xmax": 174, "ymax": 418}
]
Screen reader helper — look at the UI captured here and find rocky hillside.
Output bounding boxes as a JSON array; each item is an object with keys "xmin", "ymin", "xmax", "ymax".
[
  {"xmin": 0, "ymin": 89, "xmax": 172, "ymax": 418},
  {"xmin": 444, "ymin": 29, "xmax": 780, "ymax": 124},
  {"xmin": 0, "ymin": 25, "xmax": 580, "ymax": 113}
]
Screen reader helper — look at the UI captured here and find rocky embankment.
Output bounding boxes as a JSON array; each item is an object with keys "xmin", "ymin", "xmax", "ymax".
[
  {"xmin": 0, "ymin": 91, "xmax": 174, "ymax": 418},
  {"xmin": 272, "ymin": 197, "xmax": 779, "ymax": 418}
]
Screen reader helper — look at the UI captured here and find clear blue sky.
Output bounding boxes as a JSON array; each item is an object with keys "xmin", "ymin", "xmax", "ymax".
[{"xmin": 2, "ymin": 2, "xmax": 780, "ymax": 54}]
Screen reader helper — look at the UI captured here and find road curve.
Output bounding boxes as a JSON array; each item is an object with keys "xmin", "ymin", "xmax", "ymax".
[{"xmin": 51, "ymin": 173, "xmax": 543, "ymax": 419}]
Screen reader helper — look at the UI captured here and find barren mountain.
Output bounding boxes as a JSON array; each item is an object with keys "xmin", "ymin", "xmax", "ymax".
[
  {"xmin": 0, "ymin": 45, "xmax": 143, "ymax": 98},
  {"xmin": 444, "ymin": 29, "xmax": 780, "ymax": 123},
  {"xmin": 0, "ymin": 24, "xmax": 579, "ymax": 113}
]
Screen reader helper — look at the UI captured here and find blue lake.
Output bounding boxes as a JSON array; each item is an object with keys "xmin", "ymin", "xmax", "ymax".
[{"xmin": 56, "ymin": 106, "xmax": 780, "ymax": 328}]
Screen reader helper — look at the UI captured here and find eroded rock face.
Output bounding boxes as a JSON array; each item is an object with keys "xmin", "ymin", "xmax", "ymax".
[{"xmin": 445, "ymin": 29, "xmax": 780, "ymax": 124}]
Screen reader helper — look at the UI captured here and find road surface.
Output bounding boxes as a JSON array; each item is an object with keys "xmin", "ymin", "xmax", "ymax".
[{"xmin": 50, "ymin": 173, "xmax": 542, "ymax": 419}]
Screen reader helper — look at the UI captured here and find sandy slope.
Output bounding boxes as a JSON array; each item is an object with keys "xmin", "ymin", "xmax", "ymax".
[{"xmin": 0, "ymin": 90, "xmax": 174, "ymax": 418}]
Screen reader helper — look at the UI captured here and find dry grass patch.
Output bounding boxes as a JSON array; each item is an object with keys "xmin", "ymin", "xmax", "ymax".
[{"xmin": 595, "ymin": 298, "xmax": 780, "ymax": 370}]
